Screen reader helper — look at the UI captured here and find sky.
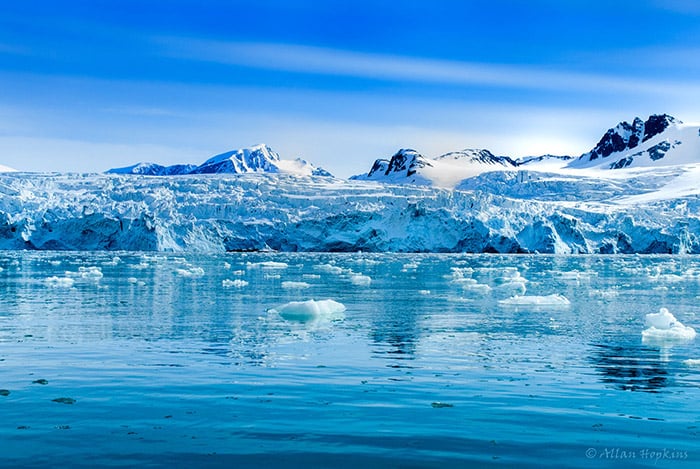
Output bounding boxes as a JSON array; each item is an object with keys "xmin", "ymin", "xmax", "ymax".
[{"xmin": 1, "ymin": 0, "xmax": 700, "ymax": 176}]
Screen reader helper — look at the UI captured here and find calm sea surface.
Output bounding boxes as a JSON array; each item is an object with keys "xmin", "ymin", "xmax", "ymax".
[{"xmin": 1, "ymin": 252, "xmax": 699, "ymax": 468}]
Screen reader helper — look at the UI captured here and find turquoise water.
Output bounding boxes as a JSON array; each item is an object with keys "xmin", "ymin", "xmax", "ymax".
[{"xmin": 1, "ymin": 252, "xmax": 699, "ymax": 468}]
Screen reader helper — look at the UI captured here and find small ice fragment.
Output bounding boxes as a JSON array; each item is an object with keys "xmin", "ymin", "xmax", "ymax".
[
  {"xmin": 314, "ymin": 264, "xmax": 345, "ymax": 275},
  {"xmin": 350, "ymin": 275, "xmax": 372, "ymax": 286},
  {"xmin": 248, "ymin": 261, "xmax": 288, "ymax": 270},
  {"xmin": 270, "ymin": 299, "xmax": 346, "ymax": 322},
  {"xmin": 127, "ymin": 277, "xmax": 138, "ymax": 284},
  {"xmin": 232, "ymin": 270, "xmax": 245, "ymax": 276},
  {"xmin": 282, "ymin": 281, "xmax": 311, "ymax": 289},
  {"xmin": 223, "ymin": 262, "xmax": 231, "ymax": 269},
  {"xmin": 451, "ymin": 278, "xmax": 477, "ymax": 286},
  {"xmin": 418, "ymin": 290, "xmax": 431, "ymax": 295},
  {"xmin": 78, "ymin": 266, "xmax": 103, "ymax": 279},
  {"xmin": 498, "ymin": 294, "xmax": 570, "ymax": 307},
  {"xmin": 494, "ymin": 281, "xmax": 527, "ymax": 297},
  {"xmin": 642, "ymin": 308, "xmax": 696, "ymax": 340},
  {"xmin": 403, "ymin": 263, "xmax": 419, "ymax": 270},
  {"xmin": 222, "ymin": 279, "xmax": 248, "ymax": 288},
  {"xmin": 683, "ymin": 359, "xmax": 700, "ymax": 367},
  {"xmin": 175, "ymin": 267, "xmax": 204, "ymax": 277},
  {"xmin": 462, "ymin": 283, "xmax": 492, "ymax": 296},
  {"xmin": 44, "ymin": 276, "xmax": 75, "ymax": 288}
]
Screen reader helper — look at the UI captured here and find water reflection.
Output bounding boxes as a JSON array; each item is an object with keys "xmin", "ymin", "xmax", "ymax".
[{"xmin": 590, "ymin": 343, "xmax": 673, "ymax": 393}]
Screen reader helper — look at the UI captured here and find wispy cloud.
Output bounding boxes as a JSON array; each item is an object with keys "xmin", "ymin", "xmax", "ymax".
[{"xmin": 156, "ymin": 37, "xmax": 700, "ymax": 97}]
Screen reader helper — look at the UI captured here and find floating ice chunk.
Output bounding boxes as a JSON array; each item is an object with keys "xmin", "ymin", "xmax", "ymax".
[
  {"xmin": 232, "ymin": 270, "xmax": 245, "ymax": 276},
  {"xmin": 223, "ymin": 262, "xmax": 231, "ymax": 269},
  {"xmin": 270, "ymin": 299, "xmax": 346, "ymax": 322},
  {"xmin": 451, "ymin": 278, "xmax": 477, "ymax": 286},
  {"xmin": 350, "ymin": 274, "xmax": 372, "ymax": 286},
  {"xmin": 175, "ymin": 267, "xmax": 204, "ymax": 277},
  {"xmin": 499, "ymin": 294, "xmax": 570, "ymax": 307},
  {"xmin": 494, "ymin": 269, "xmax": 528, "ymax": 284},
  {"xmin": 248, "ymin": 261, "xmax": 289, "ymax": 270},
  {"xmin": 65, "ymin": 266, "xmax": 103, "ymax": 280},
  {"xmin": 127, "ymin": 277, "xmax": 138, "ymax": 283},
  {"xmin": 44, "ymin": 276, "xmax": 75, "ymax": 288},
  {"xmin": 642, "ymin": 308, "xmax": 696, "ymax": 340},
  {"xmin": 303, "ymin": 274, "xmax": 321, "ymax": 279},
  {"xmin": 264, "ymin": 274, "xmax": 281, "ymax": 279},
  {"xmin": 494, "ymin": 281, "xmax": 527, "ymax": 297},
  {"xmin": 449, "ymin": 267, "xmax": 474, "ymax": 280},
  {"xmin": 282, "ymin": 281, "xmax": 311, "ymax": 289},
  {"xmin": 78, "ymin": 266, "xmax": 103, "ymax": 279},
  {"xmin": 314, "ymin": 264, "xmax": 345, "ymax": 275},
  {"xmin": 462, "ymin": 283, "xmax": 491, "ymax": 296},
  {"xmin": 102, "ymin": 256, "xmax": 121, "ymax": 266},
  {"xmin": 418, "ymin": 290, "xmax": 431, "ymax": 295},
  {"xmin": 683, "ymin": 359, "xmax": 700, "ymax": 367},
  {"xmin": 402, "ymin": 262, "xmax": 419, "ymax": 270},
  {"xmin": 223, "ymin": 279, "xmax": 248, "ymax": 288},
  {"xmin": 49, "ymin": 260, "xmax": 62, "ymax": 266}
]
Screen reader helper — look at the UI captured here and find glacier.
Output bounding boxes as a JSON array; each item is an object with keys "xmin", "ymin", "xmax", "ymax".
[
  {"xmin": 1, "ymin": 113, "xmax": 700, "ymax": 253},
  {"xmin": 0, "ymin": 168, "xmax": 698, "ymax": 253}
]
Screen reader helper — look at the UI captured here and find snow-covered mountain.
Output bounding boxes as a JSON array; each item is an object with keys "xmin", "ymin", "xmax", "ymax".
[
  {"xmin": 351, "ymin": 148, "xmax": 516, "ymax": 188},
  {"xmin": 568, "ymin": 114, "xmax": 699, "ymax": 170},
  {"xmin": 0, "ymin": 164, "xmax": 17, "ymax": 172},
  {"xmin": 108, "ymin": 144, "xmax": 333, "ymax": 177}
]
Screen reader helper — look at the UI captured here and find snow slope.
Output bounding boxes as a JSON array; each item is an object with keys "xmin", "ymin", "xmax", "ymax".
[
  {"xmin": 351, "ymin": 148, "xmax": 516, "ymax": 188},
  {"xmin": 0, "ymin": 164, "xmax": 17, "ymax": 172},
  {"xmin": 108, "ymin": 144, "xmax": 333, "ymax": 177}
]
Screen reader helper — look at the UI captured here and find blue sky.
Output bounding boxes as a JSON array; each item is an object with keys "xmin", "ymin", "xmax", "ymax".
[{"xmin": 1, "ymin": 0, "xmax": 700, "ymax": 176}]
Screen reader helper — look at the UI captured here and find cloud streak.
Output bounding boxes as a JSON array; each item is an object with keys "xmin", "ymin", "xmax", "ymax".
[{"xmin": 157, "ymin": 38, "xmax": 700, "ymax": 97}]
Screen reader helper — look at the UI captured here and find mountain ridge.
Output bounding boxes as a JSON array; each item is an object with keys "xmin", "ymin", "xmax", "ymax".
[{"xmin": 107, "ymin": 144, "xmax": 333, "ymax": 177}]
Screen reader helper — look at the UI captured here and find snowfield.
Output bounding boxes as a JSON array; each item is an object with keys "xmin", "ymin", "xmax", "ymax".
[{"xmin": 1, "ymin": 114, "xmax": 699, "ymax": 253}]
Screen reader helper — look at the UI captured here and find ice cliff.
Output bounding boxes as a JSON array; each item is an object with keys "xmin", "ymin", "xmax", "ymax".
[{"xmin": 0, "ymin": 170, "xmax": 698, "ymax": 253}]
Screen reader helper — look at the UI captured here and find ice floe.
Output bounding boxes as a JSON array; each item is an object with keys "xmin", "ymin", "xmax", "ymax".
[
  {"xmin": 222, "ymin": 279, "xmax": 248, "ymax": 288},
  {"xmin": 269, "ymin": 299, "xmax": 346, "ymax": 322},
  {"xmin": 65, "ymin": 266, "xmax": 103, "ymax": 279},
  {"xmin": 175, "ymin": 267, "xmax": 205, "ymax": 277},
  {"xmin": 498, "ymin": 294, "xmax": 571, "ymax": 307},
  {"xmin": 642, "ymin": 308, "xmax": 696, "ymax": 341},
  {"xmin": 281, "ymin": 281, "xmax": 311, "ymax": 289},
  {"xmin": 44, "ymin": 276, "xmax": 75, "ymax": 288},
  {"xmin": 248, "ymin": 261, "xmax": 289, "ymax": 270},
  {"xmin": 350, "ymin": 274, "xmax": 372, "ymax": 286}
]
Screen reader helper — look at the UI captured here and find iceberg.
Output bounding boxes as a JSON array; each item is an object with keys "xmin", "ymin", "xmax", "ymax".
[
  {"xmin": 642, "ymin": 308, "xmax": 696, "ymax": 341},
  {"xmin": 269, "ymin": 299, "xmax": 346, "ymax": 323}
]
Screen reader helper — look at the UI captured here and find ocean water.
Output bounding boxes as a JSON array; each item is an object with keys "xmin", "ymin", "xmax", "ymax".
[{"xmin": 1, "ymin": 252, "xmax": 699, "ymax": 468}]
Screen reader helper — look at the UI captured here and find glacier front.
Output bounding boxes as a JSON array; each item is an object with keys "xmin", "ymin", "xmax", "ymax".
[{"xmin": 0, "ymin": 171, "xmax": 698, "ymax": 253}]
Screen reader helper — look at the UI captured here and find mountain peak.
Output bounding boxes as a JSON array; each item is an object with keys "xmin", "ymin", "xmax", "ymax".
[
  {"xmin": 578, "ymin": 114, "xmax": 680, "ymax": 163},
  {"xmin": 107, "ymin": 144, "xmax": 332, "ymax": 177}
]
